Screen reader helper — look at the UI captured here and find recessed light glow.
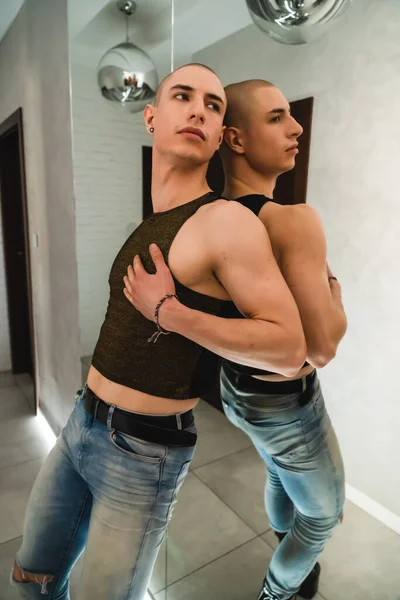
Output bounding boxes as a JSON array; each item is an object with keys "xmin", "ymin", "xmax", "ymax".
[{"xmin": 37, "ymin": 409, "xmax": 57, "ymax": 447}]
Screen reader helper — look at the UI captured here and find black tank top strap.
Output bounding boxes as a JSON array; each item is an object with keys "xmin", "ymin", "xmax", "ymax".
[{"xmin": 233, "ymin": 194, "xmax": 271, "ymax": 216}]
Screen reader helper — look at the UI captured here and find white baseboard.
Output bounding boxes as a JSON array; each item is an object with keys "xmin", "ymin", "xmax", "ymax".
[{"xmin": 346, "ymin": 483, "xmax": 400, "ymax": 535}]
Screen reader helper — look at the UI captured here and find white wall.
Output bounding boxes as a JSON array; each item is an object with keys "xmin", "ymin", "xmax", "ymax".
[
  {"xmin": 195, "ymin": 0, "xmax": 400, "ymax": 517},
  {"xmin": 70, "ymin": 62, "xmax": 150, "ymax": 358},
  {"xmin": 0, "ymin": 189, "xmax": 11, "ymax": 371},
  {"xmin": 0, "ymin": 0, "xmax": 81, "ymax": 432}
]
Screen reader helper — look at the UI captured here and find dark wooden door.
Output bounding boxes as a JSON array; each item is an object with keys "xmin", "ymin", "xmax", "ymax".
[
  {"xmin": 274, "ymin": 97, "xmax": 314, "ymax": 205},
  {"xmin": 142, "ymin": 146, "xmax": 153, "ymax": 219},
  {"xmin": 0, "ymin": 110, "xmax": 36, "ymax": 409}
]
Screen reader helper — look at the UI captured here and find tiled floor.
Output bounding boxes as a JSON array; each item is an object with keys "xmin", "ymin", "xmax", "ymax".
[
  {"xmin": 1, "ymin": 368, "xmax": 400, "ymax": 600},
  {"xmin": 0, "ymin": 372, "xmax": 54, "ymax": 600}
]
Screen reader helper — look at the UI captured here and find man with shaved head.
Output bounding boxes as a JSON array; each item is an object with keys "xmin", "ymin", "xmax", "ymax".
[
  {"xmin": 218, "ymin": 80, "xmax": 347, "ymax": 600},
  {"xmin": 12, "ymin": 65, "xmax": 306, "ymax": 600}
]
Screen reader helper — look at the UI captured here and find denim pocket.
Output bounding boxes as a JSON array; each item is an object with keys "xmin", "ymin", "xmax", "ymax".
[
  {"xmin": 167, "ymin": 459, "xmax": 192, "ymax": 522},
  {"xmin": 313, "ymin": 389, "xmax": 326, "ymax": 419},
  {"xmin": 301, "ymin": 394, "xmax": 329, "ymax": 457},
  {"xmin": 109, "ymin": 430, "xmax": 165, "ymax": 463},
  {"xmin": 246, "ymin": 416, "xmax": 309, "ymax": 461},
  {"xmin": 222, "ymin": 400, "xmax": 237, "ymax": 425}
]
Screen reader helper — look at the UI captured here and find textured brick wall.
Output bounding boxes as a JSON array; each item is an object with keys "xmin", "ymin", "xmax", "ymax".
[{"xmin": 71, "ymin": 62, "xmax": 151, "ymax": 357}]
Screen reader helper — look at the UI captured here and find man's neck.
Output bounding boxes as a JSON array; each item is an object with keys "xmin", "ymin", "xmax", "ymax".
[
  {"xmin": 223, "ymin": 164, "xmax": 277, "ymax": 200},
  {"xmin": 151, "ymin": 148, "xmax": 211, "ymax": 213}
]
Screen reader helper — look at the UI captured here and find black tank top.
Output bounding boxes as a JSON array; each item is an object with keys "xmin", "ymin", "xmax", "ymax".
[
  {"xmin": 235, "ymin": 194, "xmax": 271, "ymax": 216},
  {"xmin": 222, "ymin": 194, "xmax": 308, "ymax": 376},
  {"xmin": 92, "ymin": 192, "xmax": 233, "ymax": 399}
]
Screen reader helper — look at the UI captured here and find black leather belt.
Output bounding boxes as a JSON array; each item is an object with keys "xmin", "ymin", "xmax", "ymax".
[
  {"xmin": 84, "ymin": 387, "xmax": 197, "ymax": 447},
  {"xmin": 222, "ymin": 363, "xmax": 317, "ymax": 405}
]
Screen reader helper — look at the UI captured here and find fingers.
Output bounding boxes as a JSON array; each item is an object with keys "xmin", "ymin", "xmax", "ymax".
[
  {"xmin": 149, "ymin": 244, "xmax": 165, "ymax": 271},
  {"xmin": 126, "ymin": 255, "xmax": 144, "ymax": 281},
  {"xmin": 124, "ymin": 254, "xmax": 146, "ymax": 300},
  {"xmin": 123, "ymin": 275, "xmax": 133, "ymax": 296},
  {"xmin": 124, "ymin": 254, "xmax": 145, "ymax": 297},
  {"xmin": 126, "ymin": 265, "xmax": 135, "ymax": 290},
  {"xmin": 123, "ymin": 247, "xmax": 167, "ymax": 299},
  {"xmin": 123, "ymin": 286, "xmax": 133, "ymax": 304},
  {"xmin": 133, "ymin": 254, "xmax": 145, "ymax": 273}
]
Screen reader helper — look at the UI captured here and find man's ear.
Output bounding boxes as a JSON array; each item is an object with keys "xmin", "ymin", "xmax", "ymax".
[
  {"xmin": 217, "ymin": 125, "xmax": 227, "ymax": 148},
  {"xmin": 144, "ymin": 104, "xmax": 156, "ymax": 134},
  {"xmin": 224, "ymin": 126, "xmax": 245, "ymax": 155}
]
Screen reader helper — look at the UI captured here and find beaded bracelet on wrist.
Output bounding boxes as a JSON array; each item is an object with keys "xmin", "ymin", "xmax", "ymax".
[{"xmin": 148, "ymin": 293, "xmax": 179, "ymax": 343}]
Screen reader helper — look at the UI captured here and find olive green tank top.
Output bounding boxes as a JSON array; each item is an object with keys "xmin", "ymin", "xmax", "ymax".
[{"xmin": 92, "ymin": 192, "xmax": 233, "ymax": 399}]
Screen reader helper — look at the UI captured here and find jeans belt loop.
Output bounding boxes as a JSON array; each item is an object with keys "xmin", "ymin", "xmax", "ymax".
[
  {"xmin": 93, "ymin": 398, "xmax": 100, "ymax": 420},
  {"xmin": 302, "ymin": 375, "xmax": 307, "ymax": 393},
  {"xmin": 176, "ymin": 413, "xmax": 182, "ymax": 430},
  {"xmin": 107, "ymin": 404, "xmax": 117, "ymax": 430}
]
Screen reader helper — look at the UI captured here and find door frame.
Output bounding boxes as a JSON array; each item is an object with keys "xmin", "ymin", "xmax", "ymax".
[
  {"xmin": 291, "ymin": 96, "xmax": 314, "ymax": 205},
  {"xmin": 0, "ymin": 108, "xmax": 37, "ymax": 411}
]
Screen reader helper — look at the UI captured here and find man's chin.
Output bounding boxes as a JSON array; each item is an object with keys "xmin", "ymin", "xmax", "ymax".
[
  {"xmin": 172, "ymin": 146, "xmax": 214, "ymax": 166},
  {"xmin": 280, "ymin": 160, "xmax": 297, "ymax": 174}
]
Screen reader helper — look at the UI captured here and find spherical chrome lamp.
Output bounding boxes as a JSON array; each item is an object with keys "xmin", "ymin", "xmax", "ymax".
[
  {"xmin": 246, "ymin": 0, "xmax": 352, "ymax": 45},
  {"xmin": 97, "ymin": 1, "xmax": 159, "ymax": 112}
]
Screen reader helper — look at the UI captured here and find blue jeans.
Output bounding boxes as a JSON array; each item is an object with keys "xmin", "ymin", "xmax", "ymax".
[
  {"xmin": 220, "ymin": 366, "xmax": 345, "ymax": 600},
  {"xmin": 11, "ymin": 389, "xmax": 196, "ymax": 600}
]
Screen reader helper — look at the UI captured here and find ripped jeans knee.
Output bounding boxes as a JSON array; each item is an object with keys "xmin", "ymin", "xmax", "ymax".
[{"xmin": 11, "ymin": 560, "xmax": 55, "ymax": 596}]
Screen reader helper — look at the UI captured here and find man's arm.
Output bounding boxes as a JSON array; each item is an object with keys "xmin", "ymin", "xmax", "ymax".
[
  {"xmin": 124, "ymin": 202, "xmax": 306, "ymax": 377},
  {"xmin": 270, "ymin": 204, "xmax": 347, "ymax": 368},
  {"xmin": 327, "ymin": 262, "xmax": 346, "ymax": 333}
]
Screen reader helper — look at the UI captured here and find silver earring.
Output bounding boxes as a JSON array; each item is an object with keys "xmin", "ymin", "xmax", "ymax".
[{"xmin": 149, "ymin": 127, "xmax": 154, "ymax": 133}]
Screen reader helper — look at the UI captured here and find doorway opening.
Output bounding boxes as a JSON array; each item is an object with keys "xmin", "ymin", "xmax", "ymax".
[{"xmin": 0, "ymin": 108, "xmax": 37, "ymax": 412}]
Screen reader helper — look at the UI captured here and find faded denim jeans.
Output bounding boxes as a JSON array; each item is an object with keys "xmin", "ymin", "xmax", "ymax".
[
  {"xmin": 221, "ymin": 366, "xmax": 345, "ymax": 600},
  {"xmin": 11, "ymin": 388, "xmax": 195, "ymax": 600}
]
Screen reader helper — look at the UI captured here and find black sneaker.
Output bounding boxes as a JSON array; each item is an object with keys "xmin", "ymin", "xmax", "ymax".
[
  {"xmin": 257, "ymin": 582, "xmax": 297, "ymax": 600},
  {"xmin": 298, "ymin": 562, "xmax": 321, "ymax": 599},
  {"xmin": 258, "ymin": 564, "xmax": 320, "ymax": 600},
  {"xmin": 257, "ymin": 592, "xmax": 297, "ymax": 600}
]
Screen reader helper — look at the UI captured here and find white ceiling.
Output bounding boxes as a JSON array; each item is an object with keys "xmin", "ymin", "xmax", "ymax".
[
  {"xmin": 0, "ymin": 0, "xmax": 253, "ymax": 77},
  {"xmin": 69, "ymin": 0, "xmax": 253, "ymax": 76},
  {"xmin": 0, "ymin": 0, "xmax": 25, "ymax": 42}
]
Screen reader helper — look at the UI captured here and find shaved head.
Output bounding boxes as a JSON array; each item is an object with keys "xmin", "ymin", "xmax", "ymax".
[
  {"xmin": 155, "ymin": 63, "xmax": 218, "ymax": 106},
  {"xmin": 224, "ymin": 79, "xmax": 275, "ymax": 128},
  {"xmin": 144, "ymin": 61, "xmax": 225, "ymax": 168},
  {"xmin": 221, "ymin": 79, "xmax": 302, "ymax": 183}
]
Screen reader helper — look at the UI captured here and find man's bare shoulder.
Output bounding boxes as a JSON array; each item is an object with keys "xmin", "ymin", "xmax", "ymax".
[
  {"xmin": 261, "ymin": 202, "xmax": 323, "ymax": 239},
  {"xmin": 287, "ymin": 203, "xmax": 321, "ymax": 222},
  {"xmin": 198, "ymin": 197, "xmax": 266, "ymax": 235}
]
